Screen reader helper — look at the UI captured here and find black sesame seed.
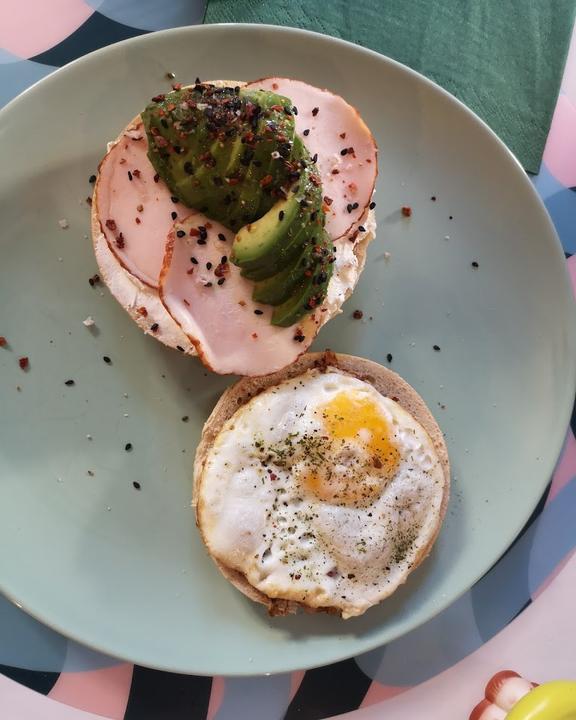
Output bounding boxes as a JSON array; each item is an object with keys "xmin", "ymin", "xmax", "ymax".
[
  {"xmin": 449, "ymin": 215, "xmax": 454, "ymax": 220},
  {"xmin": 204, "ymin": 282, "xmax": 213, "ymax": 287},
  {"xmin": 64, "ymin": 379, "xmax": 75, "ymax": 386},
  {"xmin": 221, "ymin": 256, "xmax": 227, "ymax": 264},
  {"xmin": 89, "ymin": 174, "xmax": 97, "ymax": 184},
  {"xmin": 310, "ymin": 211, "xmax": 317, "ymax": 222},
  {"xmin": 213, "ymin": 176, "xmax": 224, "ymax": 186},
  {"xmin": 171, "ymin": 196, "xmax": 179, "ymax": 204},
  {"xmin": 190, "ymin": 257, "xmax": 198, "ymax": 264},
  {"xmin": 254, "ymin": 309, "xmax": 264, "ymax": 315},
  {"xmin": 206, "ymin": 261, "xmax": 212, "ymax": 270},
  {"xmin": 103, "ymin": 355, "xmax": 111, "ymax": 364},
  {"xmin": 197, "ymin": 238, "xmax": 207, "ymax": 245},
  {"xmin": 433, "ymin": 345, "xmax": 441, "ymax": 351},
  {"xmin": 312, "ymin": 153, "xmax": 318, "ymax": 163},
  {"xmin": 386, "ymin": 353, "xmax": 393, "ymax": 362},
  {"xmin": 346, "ymin": 203, "xmax": 353, "ymax": 213},
  {"xmin": 292, "ymin": 106, "xmax": 298, "ymax": 115},
  {"xmin": 125, "ymin": 443, "xmax": 133, "ymax": 451},
  {"xmin": 312, "ymin": 107, "xmax": 319, "ymax": 116},
  {"xmin": 127, "ymin": 170, "xmax": 133, "ymax": 181},
  {"xmin": 150, "ymin": 322, "xmax": 159, "ymax": 332},
  {"xmin": 184, "ymin": 161, "xmax": 194, "ymax": 175},
  {"xmin": 176, "ymin": 345, "xmax": 185, "ymax": 352},
  {"xmin": 160, "ymin": 118, "xmax": 169, "ymax": 129},
  {"xmin": 171, "ymin": 211, "xmax": 178, "ymax": 220},
  {"xmin": 303, "ymin": 128, "xmax": 310, "ymax": 136},
  {"xmin": 176, "ymin": 230, "xmax": 186, "ymax": 238},
  {"xmin": 369, "ymin": 201, "xmax": 376, "ymax": 210},
  {"xmin": 217, "ymin": 277, "xmax": 225, "ymax": 285},
  {"xmin": 340, "ymin": 148, "xmax": 348, "ymax": 156},
  {"xmin": 133, "ymin": 481, "xmax": 141, "ymax": 490},
  {"xmin": 352, "ymin": 202, "xmax": 359, "ymax": 209},
  {"xmin": 431, "ymin": 196, "xmax": 437, "ymax": 201},
  {"xmin": 358, "ymin": 225, "xmax": 366, "ymax": 232},
  {"xmin": 472, "ymin": 261, "xmax": 479, "ymax": 268},
  {"xmin": 279, "ymin": 210, "xmax": 285, "ymax": 221},
  {"xmin": 217, "ymin": 233, "xmax": 226, "ymax": 242}
]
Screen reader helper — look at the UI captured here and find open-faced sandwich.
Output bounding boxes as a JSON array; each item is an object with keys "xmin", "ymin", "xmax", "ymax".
[
  {"xmin": 193, "ymin": 352, "xmax": 450, "ymax": 618},
  {"xmin": 91, "ymin": 78, "xmax": 377, "ymax": 375}
]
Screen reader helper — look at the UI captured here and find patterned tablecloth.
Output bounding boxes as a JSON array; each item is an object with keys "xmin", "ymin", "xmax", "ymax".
[{"xmin": 1, "ymin": 3, "xmax": 575, "ymax": 719}]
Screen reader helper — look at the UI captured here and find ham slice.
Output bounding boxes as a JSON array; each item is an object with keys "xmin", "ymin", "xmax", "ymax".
[
  {"xmin": 159, "ymin": 214, "xmax": 319, "ymax": 376},
  {"xmin": 92, "ymin": 80, "xmax": 377, "ymax": 376},
  {"xmin": 246, "ymin": 78, "xmax": 377, "ymax": 239},
  {"xmin": 95, "ymin": 123, "xmax": 187, "ymax": 288}
]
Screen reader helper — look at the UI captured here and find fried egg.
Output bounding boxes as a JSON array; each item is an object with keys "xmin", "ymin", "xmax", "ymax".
[{"xmin": 197, "ymin": 368, "xmax": 446, "ymax": 618}]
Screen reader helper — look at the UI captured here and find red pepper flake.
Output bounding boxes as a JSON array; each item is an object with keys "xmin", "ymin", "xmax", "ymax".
[
  {"xmin": 259, "ymin": 174, "xmax": 273, "ymax": 188},
  {"xmin": 272, "ymin": 82, "xmax": 279, "ymax": 90},
  {"xmin": 136, "ymin": 306, "xmax": 148, "ymax": 317},
  {"xmin": 150, "ymin": 323, "xmax": 159, "ymax": 333},
  {"xmin": 205, "ymin": 222, "xmax": 212, "ymax": 229},
  {"xmin": 312, "ymin": 107, "xmax": 319, "ymax": 116},
  {"xmin": 401, "ymin": 206, "xmax": 412, "ymax": 217},
  {"xmin": 115, "ymin": 233, "xmax": 125, "ymax": 249},
  {"xmin": 270, "ymin": 104, "xmax": 284, "ymax": 111},
  {"xmin": 183, "ymin": 298, "xmax": 190, "ymax": 307},
  {"xmin": 347, "ymin": 146, "xmax": 355, "ymax": 155},
  {"xmin": 293, "ymin": 331, "xmax": 305, "ymax": 343},
  {"xmin": 86, "ymin": 196, "xmax": 92, "ymax": 206},
  {"xmin": 331, "ymin": 169, "xmax": 340, "ymax": 175},
  {"xmin": 252, "ymin": 332, "xmax": 258, "ymax": 339},
  {"xmin": 189, "ymin": 227, "xmax": 200, "ymax": 237},
  {"xmin": 339, "ymin": 132, "xmax": 346, "ymax": 139},
  {"xmin": 105, "ymin": 219, "xmax": 117, "ymax": 231},
  {"xmin": 135, "ymin": 217, "xmax": 141, "ymax": 224},
  {"xmin": 152, "ymin": 94, "xmax": 165, "ymax": 102},
  {"xmin": 238, "ymin": 300, "xmax": 247, "ymax": 307},
  {"xmin": 119, "ymin": 158, "xmax": 126, "ymax": 165},
  {"xmin": 132, "ymin": 169, "xmax": 141, "ymax": 178},
  {"xmin": 18, "ymin": 356, "xmax": 29, "ymax": 370},
  {"xmin": 166, "ymin": 103, "xmax": 176, "ymax": 112},
  {"xmin": 186, "ymin": 268, "xmax": 194, "ymax": 275},
  {"xmin": 323, "ymin": 196, "xmax": 333, "ymax": 206},
  {"xmin": 226, "ymin": 177, "xmax": 240, "ymax": 186},
  {"xmin": 153, "ymin": 173, "xmax": 160, "ymax": 183},
  {"xmin": 0, "ymin": 336, "xmax": 6, "ymax": 347},
  {"xmin": 171, "ymin": 82, "xmax": 182, "ymax": 91},
  {"xmin": 352, "ymin": 309, "xmax": 363, "ymax": 320}
]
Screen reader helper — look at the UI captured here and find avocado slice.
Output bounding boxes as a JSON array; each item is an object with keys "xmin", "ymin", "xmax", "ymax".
[
  {"xmin": 270, "ymin": 260, "xmax": 333, "ymax": 327},
  {"xmin": 252, "ymin": 240, "xmax": 320, "ymax": 306},
  {"xmin": 231, "ymin": 192, "xmax": 301, "ymax": 269},
  {"xmin": 141, "ymin": 85, "xmax": 296, "ymax": 231}
]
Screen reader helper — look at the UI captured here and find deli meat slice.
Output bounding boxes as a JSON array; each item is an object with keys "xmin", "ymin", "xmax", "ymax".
[
  {"xmin": 95, "ymin": 122, "xmax": 188, "ymax": 288},
  {"xmin": 159, "ymin": 213, "xmax": 318, "ymax": 376},
  {"xmin": 246, "ymin": 77, "xmax": 377, "ymax": 240}
]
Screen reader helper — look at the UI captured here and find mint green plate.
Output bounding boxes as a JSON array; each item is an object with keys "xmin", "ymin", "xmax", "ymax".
[{"xmin": 0, "ymin": 25, "xmax": 574, "ymax": 676}]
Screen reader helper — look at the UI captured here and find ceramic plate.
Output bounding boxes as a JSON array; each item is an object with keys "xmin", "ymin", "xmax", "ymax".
[{"xmin": 0, "ymin": 25, "xmax": 574, "ymax": 675}]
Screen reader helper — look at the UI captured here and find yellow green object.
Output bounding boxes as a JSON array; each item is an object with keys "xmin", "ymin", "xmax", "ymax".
[{"xmin": 506, "ymin": 681, "xmax": 576, "ymax": 719}]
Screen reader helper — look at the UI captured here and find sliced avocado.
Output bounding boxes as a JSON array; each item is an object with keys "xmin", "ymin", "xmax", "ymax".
[
  {"xmin": 231, "ymin": 193, "xmax": 301, "ymax": 269},
  {"xmin": 141, "ymin": 85, "xmax": 296, "ymax": 230},
  {"xmin": 252, "ymin": 241, "xmax": 318, "ymax": 306},
  {"xmin": 270, "ymin": 259, "xmax": 333, "ymax": 327}
]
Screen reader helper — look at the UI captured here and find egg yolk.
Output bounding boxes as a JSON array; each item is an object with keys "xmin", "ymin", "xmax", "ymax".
[{"xmin": 303, "ymin": 391, "xmax": 400, "ymax": 506}]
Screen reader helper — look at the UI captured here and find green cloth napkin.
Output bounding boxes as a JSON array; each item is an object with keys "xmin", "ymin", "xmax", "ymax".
[{"xmin": 204, "ymin": 0, "xmax": 576, "ymax": 173}]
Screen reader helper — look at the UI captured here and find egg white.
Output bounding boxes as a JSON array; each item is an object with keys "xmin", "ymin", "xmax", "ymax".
[{"xmin": 197, "ymin": 368, "xmax": 445, "ymax": 618}]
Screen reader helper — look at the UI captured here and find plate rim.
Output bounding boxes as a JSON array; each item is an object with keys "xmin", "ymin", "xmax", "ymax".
[{"xmin": 1, "ymin": 22, "xmax": 575, "ymax": 676}]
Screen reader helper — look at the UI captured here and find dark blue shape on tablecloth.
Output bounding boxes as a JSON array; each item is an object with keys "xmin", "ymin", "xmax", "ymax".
[
  {"xmin": 30, "ymin": 12, "xmax": 147, "ymax": 68},
  {"xmin": 0, "ymin": 664, "xmax": 59, "ymax": 695},
  {"xmin": 284, "ymin": 658, "xmax": 372, "ymax": 720},
  {"xmin": 123, "ymin": 666, "xmax": 212, "ymax": 720}
]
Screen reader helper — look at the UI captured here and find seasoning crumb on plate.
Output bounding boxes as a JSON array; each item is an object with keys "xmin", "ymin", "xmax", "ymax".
[
  {"xmin": 125, "ymin": 443, "xmax": 133, "ymax": 452},
  {"xmin": 401, "ymin": 206, "xmax": 412, "ymax": 217},
  {"xmin": 352, "ymin": 309, "xmax": 363, "ymax": 320},
  {"xmin": 18, "ymin": 357, "xmax": 29, "ymax": 370},
  {"xmin": 58, "ymin": 218, "xmax": 69, "ymax": 229},
  {"xmin": 83, "ymin": 316, "xmax": 95, "ymax": 327}
]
